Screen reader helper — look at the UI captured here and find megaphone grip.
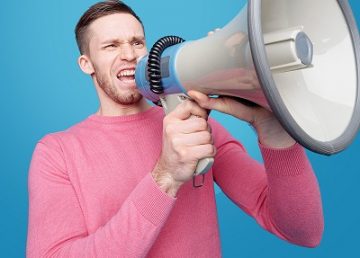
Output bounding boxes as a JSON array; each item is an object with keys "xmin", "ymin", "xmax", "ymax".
[
  {"xmin": 160, "ymin": 93, "xmax": 214, "ymax": 176},
  {"xmin": 195, "ymin": 157, "xmax": 214, "ymax": 176}
]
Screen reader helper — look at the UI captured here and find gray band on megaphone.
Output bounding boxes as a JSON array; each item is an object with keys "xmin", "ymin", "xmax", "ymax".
[{"xmin": 248, "ymin": 0, "xmax": 360, "ymax": 155}]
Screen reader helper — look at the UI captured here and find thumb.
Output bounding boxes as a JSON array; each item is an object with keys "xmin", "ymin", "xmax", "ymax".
[{"xmin": 188, "ymin": 90, "xmax": 225, "ymax": 111}]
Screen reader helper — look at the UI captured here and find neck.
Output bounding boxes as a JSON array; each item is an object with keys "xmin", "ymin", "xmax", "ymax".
[{"xmin": 96, "ymin": 98, "xmax": 151, "ymax": 116}]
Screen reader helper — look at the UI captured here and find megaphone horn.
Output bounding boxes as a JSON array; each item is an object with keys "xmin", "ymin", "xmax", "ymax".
[{"xmin": 135, "ymin": 0, "xmax": 360, "ymax": 158}]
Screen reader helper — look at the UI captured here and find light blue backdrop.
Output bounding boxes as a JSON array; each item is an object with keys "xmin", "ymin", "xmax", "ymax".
[{"xmin": 0, "ymin": 1, "xmax": 359, "ymax": 257}]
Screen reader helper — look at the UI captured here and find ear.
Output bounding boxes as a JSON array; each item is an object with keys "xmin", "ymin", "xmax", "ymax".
[{"xmin": 78, "ymin": 54, "xmax": 95, "ymax": 75}]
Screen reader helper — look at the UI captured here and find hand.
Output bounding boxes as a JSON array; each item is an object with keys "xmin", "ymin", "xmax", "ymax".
[
  {"xmin": 152, "ymin": 99, "xmax": 216, "ymax": 197},
  {"xmin": 187, "ymin": 90, "xmax": 296, "ymax": 149}
]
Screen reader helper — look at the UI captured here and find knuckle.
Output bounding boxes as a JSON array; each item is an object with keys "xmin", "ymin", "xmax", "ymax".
[
  {"xmin": 164, "ymin": 123, "xmax": 175, "ymax": 136},
  {"xmin": 212, "ymin": 145, "xmax": 217, "ymax": 156},
  {"xmin": 182, "ymin": 99, "xmax": 193, "ymax": 110},
  {"xmin": 203, "ymin": 132, "xmax": 212, "ymax": 143},
  {"xmin": 198, "ymin": 119, "xmax": 208, "ymax": 131},
  {"xmin": 189, "ymin": 100, "xmax": 202, "ymax": 112},
  {"xmin": 171, "ymin": 136, "xmax": 181, "ymax": 147},
  {"xmin": 200, "ymin": 108, "xmax": 208, "ymax": 117},
  {"xmin": 205, "ymin": 144, "xmax": 215, "ymax": 156},
  {"xmin": 163, "ymin": 115, "xmax": 171, "ymax": 125},
  {"xmin": 178, "ymin": 148, "xmax": 188, "ymax": 159},
  {"xmin": 207, "ymin": 144, "xmax": 214, "ymax": 154}
]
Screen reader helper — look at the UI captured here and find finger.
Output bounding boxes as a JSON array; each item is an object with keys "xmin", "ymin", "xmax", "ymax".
[
  {"xmin": 208, "ymin": 123, "xmax": 212, "ymax": 133},
  {"xmin": 220, "ymin": 97, "xmax": 257, "ymax": 123},
  {"xmin": 175, "ymin": 131, "xmax": 213, "ymax": 146},
  {"xmin": 188, "ymin": 90, "xmax": 256, "ymax": 123},
  {"xmin": 188, "ymin": 90, "xmax": 225, "ymax": 111},
  {"xmin": 170, "ymin": 99, "xmax": 208, "ymax": 121},
  {"xmin": 186, "ymin": 144, "xmax": 217, "ymax": 161},
  {"xmin": 175, "ymin": 117, "xmax": 209, "ymax": 134}
]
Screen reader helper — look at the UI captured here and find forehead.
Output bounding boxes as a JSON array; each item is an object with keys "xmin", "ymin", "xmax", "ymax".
[{"xmin": 88, "ymin": 13, "xmax": 144, "ymax": 43}]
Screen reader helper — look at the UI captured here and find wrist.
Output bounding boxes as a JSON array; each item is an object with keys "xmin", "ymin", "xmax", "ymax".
[
  {"xmin": 253, "ymin": 116, "xmax": 296, "ymax": 149},
  {"xmin": 258, "ymin": 131, "xmax": 296, "ymax": 149},
  {"xmin": 151, "ymin": 163, "xmax": 182, "ymax": 198}
]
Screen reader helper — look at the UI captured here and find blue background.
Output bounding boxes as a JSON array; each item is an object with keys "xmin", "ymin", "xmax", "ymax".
[{"xmin": 0, "ymin": 0, "xmax": 359, "ymax": 257}]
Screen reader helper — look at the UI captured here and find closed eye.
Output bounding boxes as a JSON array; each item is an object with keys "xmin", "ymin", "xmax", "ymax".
[{"xmin": 104, "ymin": 44, "xmax": 117, "ymax": 49}]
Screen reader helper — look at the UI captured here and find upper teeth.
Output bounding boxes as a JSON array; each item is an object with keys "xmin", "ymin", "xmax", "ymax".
[{"xmin": 118, "ymin": 69, "xmax": 135, "ymax": 78}]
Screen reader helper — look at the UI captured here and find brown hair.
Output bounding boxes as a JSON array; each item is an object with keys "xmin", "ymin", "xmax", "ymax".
[{"xmin": 75, "ymin": 0, "xmax": 144, "ymax": 54}]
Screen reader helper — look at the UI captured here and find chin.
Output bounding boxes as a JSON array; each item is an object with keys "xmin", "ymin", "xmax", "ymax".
[{"xmin": 114, "ymin": 91, "xmax": 143, "ymax": 105}]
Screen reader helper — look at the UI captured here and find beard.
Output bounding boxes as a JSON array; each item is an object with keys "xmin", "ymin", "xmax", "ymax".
[{"xmin": 94, "ymin": 69, "xmax": 143, "ymax": 106}]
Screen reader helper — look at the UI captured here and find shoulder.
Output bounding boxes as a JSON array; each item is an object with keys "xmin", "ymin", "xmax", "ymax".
[
  {"xmin": 30, "ymin": 117, "xmax": 92, "ymax": 175},
  {"xmin": 34, "ymin": 116, "xmax": 92, "ymax": 155},
  {"xmin": 29, "ymin": 132, "xmax": 68, "ymax": 180},
  {"xmin": 33, "ymin": 131, "xmax": 73, "ymax": 167}
]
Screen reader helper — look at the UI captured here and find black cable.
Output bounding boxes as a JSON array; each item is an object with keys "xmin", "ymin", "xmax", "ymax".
[{"xmin": 147, "ymin": 36, "xmax": 185, "ymax": 95}]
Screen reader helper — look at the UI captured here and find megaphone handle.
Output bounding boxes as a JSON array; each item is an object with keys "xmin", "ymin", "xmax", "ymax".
[{"xmin": 160, "ymin": 93, "xmax": 214, "ymax": 175}]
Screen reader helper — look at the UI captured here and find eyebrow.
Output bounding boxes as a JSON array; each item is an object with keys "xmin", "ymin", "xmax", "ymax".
[{"xmin": 101, "ymin": 36, "xmax": 145, "ymax": 45}]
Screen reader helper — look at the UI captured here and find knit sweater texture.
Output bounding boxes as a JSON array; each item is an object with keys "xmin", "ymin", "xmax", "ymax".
[{"xmin": 27, "ymin": 106, "xmax": 323, "ymax": 257}]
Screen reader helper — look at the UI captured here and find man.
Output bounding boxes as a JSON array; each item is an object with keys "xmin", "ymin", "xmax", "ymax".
[{"xmin": 27, "ymin": 1, "xmax": 324, "ymax": 257}]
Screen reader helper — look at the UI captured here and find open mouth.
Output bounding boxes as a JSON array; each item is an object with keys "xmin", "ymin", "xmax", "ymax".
[{"xmin": 117, "ymin": 69, "xmax": 136, "ymax": 82}]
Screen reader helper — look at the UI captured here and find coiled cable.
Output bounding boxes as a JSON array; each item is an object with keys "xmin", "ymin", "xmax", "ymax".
[{"xmin": 147, "ymin": 36, "xmax": 185, "ymax": 95}]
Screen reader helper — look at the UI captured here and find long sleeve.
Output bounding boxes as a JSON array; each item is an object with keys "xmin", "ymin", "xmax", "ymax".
[
  {"xmin": 211, "ymin": 121, "xmax": 324, "ymax": 247},
  {"xmin": 27, "ymin": 135, "xmax": 176, "ymax": 258}
]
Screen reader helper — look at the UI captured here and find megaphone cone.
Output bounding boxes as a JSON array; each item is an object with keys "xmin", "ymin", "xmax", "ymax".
[{"xmin": 135, "ymin": 0, "xmax": 360, "ymax": 155}]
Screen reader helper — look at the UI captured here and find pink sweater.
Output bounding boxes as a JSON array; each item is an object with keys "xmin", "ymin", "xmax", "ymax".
[{"xmin": 27, "ymin": 106, "xmax": 323, "ymax": 258}]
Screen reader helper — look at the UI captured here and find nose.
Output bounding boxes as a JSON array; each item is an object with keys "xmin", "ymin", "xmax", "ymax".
[{"xmin": 119, "ymin": 43, "xmax": 136, "ymax": 62}]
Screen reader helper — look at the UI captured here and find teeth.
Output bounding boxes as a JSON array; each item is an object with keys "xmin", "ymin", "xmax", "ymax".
[{"xmin": 117, "ymin": 69, "xmax": 135, "ymax": 78}]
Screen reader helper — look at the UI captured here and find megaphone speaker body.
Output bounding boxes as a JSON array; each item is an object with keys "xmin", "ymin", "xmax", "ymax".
[{"xmin": 135, "ymin": 0, "xmax": 360, "ymax": 155}]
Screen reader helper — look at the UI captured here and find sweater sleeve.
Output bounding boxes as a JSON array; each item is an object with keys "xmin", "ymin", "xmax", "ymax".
[
  {"xmin": 210, "ymin": 120, "xmax": 324, "ymax": 247},
  {"xmin": 27, "ymin": 135, "xmax": 176, "ymax": 258}
]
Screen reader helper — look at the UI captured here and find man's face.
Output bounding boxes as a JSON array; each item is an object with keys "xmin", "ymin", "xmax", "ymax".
[{"xmin": 86, "ymin": 13, "xmax": 147, "ymax": 105}]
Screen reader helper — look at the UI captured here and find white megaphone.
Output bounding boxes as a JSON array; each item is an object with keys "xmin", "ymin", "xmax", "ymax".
[{"xmin": 135, "ymin": 0, "xmax": 360, "ymax": 175}]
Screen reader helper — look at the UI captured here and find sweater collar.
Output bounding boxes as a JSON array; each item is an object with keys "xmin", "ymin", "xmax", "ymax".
[{"xmin": 88, "ymin": 106, "xmax": 162, "ymax": 124}]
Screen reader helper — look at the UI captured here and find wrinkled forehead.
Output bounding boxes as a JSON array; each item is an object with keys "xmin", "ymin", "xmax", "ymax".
[{"xmin": 87, "ymin": 13, "xmax": 144, "ymax": 45}]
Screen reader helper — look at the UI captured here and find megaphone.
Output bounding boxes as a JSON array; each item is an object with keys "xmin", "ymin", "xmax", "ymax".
[{"xmin": 135, "ymin": 0, "xmax": 360, "ymax": 172}]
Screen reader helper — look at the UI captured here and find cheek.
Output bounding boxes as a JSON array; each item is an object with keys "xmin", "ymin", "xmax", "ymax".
[
  {"xmin": 137, "ymin": 48, "xmax": 148, "ymax": 58},
  {"xmin": 94, "ymin": 53, "xmax": 118, "ymax": 73}
]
